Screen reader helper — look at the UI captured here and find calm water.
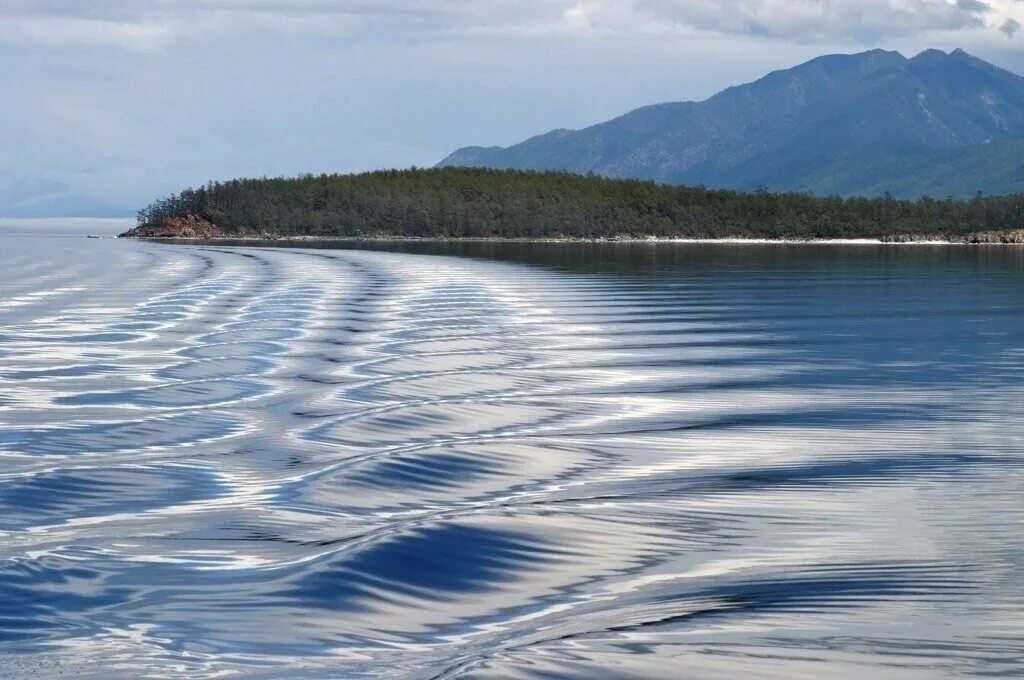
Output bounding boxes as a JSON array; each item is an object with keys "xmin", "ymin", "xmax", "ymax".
[{"xmin": 1, "ymin": 234, "xmax": 1023, "ymax": 679}]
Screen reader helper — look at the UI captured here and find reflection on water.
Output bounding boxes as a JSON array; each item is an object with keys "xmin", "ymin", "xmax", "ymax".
[{"xmin": 0, "ymin": 235, "xmax": 1022, "ymax": 678}]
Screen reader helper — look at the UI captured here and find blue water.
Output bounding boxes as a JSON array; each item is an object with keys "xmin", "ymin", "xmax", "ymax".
[{"xmin": 1, "ymin": 233, "xmax": 1023, "ymax": 678}]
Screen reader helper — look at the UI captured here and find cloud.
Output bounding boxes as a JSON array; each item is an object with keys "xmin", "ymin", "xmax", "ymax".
[
  {"xmin": 0, "ymin": 1, "xmax": 639, "ymax": 54},
  {"xmin": 7, "ymin": 16, "xmax": 176, "ymax": 51},
  {"xmin": 3, "ymin": 0, "xmax": 1024, "ymax": 217},
  {"xmin": 1, "ymin": 1, "xmax": 1019, "ymax": 50},
  {"xmin": 636, "ymin": 0, "xmax": 997, "ymax": 43},
  {"xmin": 0, "ymin": 1, "xmax": 568, "ymax": 28}
]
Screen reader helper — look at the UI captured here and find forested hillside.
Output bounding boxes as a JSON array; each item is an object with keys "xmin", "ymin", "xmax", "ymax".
[{"xmin": 124, "ymin": 167, "xmax": 1024, "ymax": 241}]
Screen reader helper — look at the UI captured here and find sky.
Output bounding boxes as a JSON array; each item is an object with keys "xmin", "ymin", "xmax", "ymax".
[{"xmin": 4, "ymin": 0, "xmax": 1024, "ymax": 218}]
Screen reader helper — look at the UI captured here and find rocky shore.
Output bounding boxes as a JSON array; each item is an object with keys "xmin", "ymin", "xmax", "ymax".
[
  {"xmin": 119, "ymin": 218, "xmax": 1024, "ymax": 245},
  {"xmin": 119, "ymin": 215, "xmax": 225, "ymax": 239}
]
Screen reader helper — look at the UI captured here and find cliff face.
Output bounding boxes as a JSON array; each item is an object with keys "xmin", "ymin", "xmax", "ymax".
[{"xmin": 119, "ymin": 215, "xmax": 222, "ymax": 238}]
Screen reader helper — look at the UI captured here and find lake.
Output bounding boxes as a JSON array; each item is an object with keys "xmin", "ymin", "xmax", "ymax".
[{"xmin": 1, "ymin": 233, "xmax": 1022, "ymax": 678}]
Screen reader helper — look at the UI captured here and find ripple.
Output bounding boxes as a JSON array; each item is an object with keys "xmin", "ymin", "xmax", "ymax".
[
  {"xmin": 156, "ymin": 357, "xmax": 277, "ymax": 381},
  {"xmin": 1, "ymin": 331, "xmax": 145, "ymax": 344},
  {"xmin": 0, "ymin": 465, "xmax": 224, "ymax": 530},
  {"xmin": 303, "ymin": 400, "xmax": 567, "ymax": 448},
  {"xmin": 55, "ymin": 378, "xmax": 272, "ymax": 408},
  {"xmin": 281, "ymin": 524, "xmax": 555, "ymax": 611},
  {"xmin": 1, "ymin": 240, "xmax": 1022, "ymax": 678},
  {"xmin": 179, "ymin": 341, "xmax": 289, "ymax": 360},
  {"xmin": 0, "ymin": 556, "xmax": 130, "ymax": 644},
  {"xmin": 282, "ymin": 441, "xmax": 589, "ymax": 513},
  {"xmin": 2, "ymin": 364, "xmax": 122, "ymax": 381},
  {"xmin": 0, "ymin": 411, "xmax": 247, "ymax": 456}
]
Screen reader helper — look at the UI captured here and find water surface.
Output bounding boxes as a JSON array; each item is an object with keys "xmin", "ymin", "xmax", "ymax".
[{"xmin": 1, "ymin": 234, "xmax": 1022, "ymax": 678}]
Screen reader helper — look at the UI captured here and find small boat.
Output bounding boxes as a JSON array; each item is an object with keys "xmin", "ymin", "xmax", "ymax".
[{"xmin": 86, "ymin": 235, "xmax": 103, "ymax": 239}]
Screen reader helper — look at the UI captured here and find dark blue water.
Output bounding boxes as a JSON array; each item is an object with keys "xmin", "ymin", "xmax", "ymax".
[{"xmin": 1, "ymin": 233, "xmax": 1022, "ymax": 678}]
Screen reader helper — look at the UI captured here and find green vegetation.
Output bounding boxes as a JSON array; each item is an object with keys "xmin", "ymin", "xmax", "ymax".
[
  {"xmin": 131, "ymin": 167, "xmax": 1024, "ymax": 241},
  {"xmin": 789, "ymin": 139, "xmax": 1024, "ymax": 200}
]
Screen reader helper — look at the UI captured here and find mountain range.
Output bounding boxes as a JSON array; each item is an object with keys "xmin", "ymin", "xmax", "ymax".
[{"xmin": 438, "ymin": 49, "xmax": 1024, "ymax": 198}]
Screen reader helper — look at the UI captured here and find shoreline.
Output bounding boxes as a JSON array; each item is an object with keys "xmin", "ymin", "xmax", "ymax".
[{"xmin": 118, "ymin": 234, "xmax": 1023, "ymax": 246}]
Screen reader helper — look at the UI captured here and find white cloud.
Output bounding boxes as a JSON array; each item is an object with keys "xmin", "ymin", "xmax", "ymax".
[
  {"xmin": 635, "ymin": 0, "xmax": 1002, "ymax": 43},
  {"xmin": 7, "ymin": 16, "xmax": 176, "ymax": 51},
  {"xmin": 2, "ymin": 0, "xmax": 1024, "ymax": 216},
  {"xmin": 0, "ymin": 2, "xmax": 620, "ymax": 52},
  {"xmin": 2, "ymin": 1, "xmax": 1022, "ymax": 49}
]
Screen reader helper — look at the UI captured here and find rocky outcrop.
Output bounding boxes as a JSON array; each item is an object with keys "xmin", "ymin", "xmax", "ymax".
[{"xmin": 118, "ymin": 215, "xmax": 222, "ymax": 239}]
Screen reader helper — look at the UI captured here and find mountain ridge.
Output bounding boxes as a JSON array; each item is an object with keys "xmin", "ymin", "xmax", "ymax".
[{"xmin": 438, "ymin": 49, "xmax": 1024, "ymax": 198}]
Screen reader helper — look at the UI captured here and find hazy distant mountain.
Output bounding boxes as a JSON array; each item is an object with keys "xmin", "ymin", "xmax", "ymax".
[{"xmin": 439, "ymin": 49, "xmax": 1024, "ymax": 198}]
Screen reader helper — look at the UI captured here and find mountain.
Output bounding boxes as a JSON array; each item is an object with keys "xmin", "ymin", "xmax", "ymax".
[{"xmin": 438, "ymin": 49, "xmax": 1024, "ymax": 198}]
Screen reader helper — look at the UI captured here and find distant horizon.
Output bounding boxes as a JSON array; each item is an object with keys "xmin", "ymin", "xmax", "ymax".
[{"xmin": 0, "ymin": 217, "xmax": 134, "ymax": 231}]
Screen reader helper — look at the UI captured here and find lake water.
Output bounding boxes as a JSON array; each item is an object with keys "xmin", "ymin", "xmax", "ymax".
[{"xmin": 1, "ymin": 233, "xmax": 1023, "ymax": 678}]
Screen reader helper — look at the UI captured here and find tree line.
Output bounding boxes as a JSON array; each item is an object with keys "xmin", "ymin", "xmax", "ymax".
[{"xmin": 136, "ymin": 167, "xmax": 1024, "ymax": 239}]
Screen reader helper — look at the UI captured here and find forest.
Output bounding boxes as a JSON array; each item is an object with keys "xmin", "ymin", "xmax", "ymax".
[{"xmin": 128, "ymin": 167, "xmax": 1024, "ymax": 241}]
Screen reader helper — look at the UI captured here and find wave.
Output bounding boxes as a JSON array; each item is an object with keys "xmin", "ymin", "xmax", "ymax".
[{"xmin": 0, "ymin": 236, "xmax": 1021, "ymax": 678}]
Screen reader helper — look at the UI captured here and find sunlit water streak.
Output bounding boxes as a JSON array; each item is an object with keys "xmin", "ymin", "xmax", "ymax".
[{"xmin": 1, "ymin": 234, "xmax": 1022, "ymax": 678}]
